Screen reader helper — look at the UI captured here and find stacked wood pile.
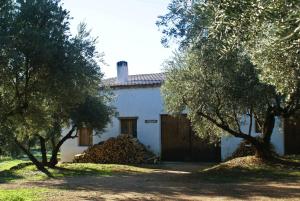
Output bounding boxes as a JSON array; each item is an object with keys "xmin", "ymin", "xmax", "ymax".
[
  {"xmin": 230, "ymin": 139, "xmax": 276, "ymax": 160},
  {"xmin": 229, "ymin": 140, "xmax": 256, "ymax": 159},
  {"xmin": 73, "ymin": 135, "xmax": 158, "ymax": 164}
]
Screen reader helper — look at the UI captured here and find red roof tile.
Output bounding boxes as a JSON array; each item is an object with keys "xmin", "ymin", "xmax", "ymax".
[{"xmin": 103, "ymin": 73, "xmax": 165, "ymax": 88}]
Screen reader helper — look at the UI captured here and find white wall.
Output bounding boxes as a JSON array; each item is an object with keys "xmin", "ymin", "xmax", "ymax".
[
  {"xmin": 60, "ymin": 127, "xmax": 87, "ymax": 162},
  {"xmin": 61, "ymin": 86, "xmax": 165, "ymax": 162},
  {"xmin": 221, "ymin": 116, "xmax": 284, "ymax": 161},
  {"xmin": 61, "ymin": 86, "xmax": 286, "ymax": 162}
]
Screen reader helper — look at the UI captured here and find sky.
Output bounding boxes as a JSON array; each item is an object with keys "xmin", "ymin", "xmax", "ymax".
[{"xmin": 62, "ymin": 0, "xmax": 174, "ymax": 78}]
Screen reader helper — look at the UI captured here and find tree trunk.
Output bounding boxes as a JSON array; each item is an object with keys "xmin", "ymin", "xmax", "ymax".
[
  {"xmin": 253, "ymin": 108, "xmax": 276, "ymax": 159},
  {"xmin": 253, "ymin": 140, "xmax": 273, "ymax": 159},
  {"xmin": 14, "ymin": 138, "xmax": 52, "ymax": 177},
  {"xmin": 196, "ymin": 110, "xmax": 276, "ymax": 160},
  {"xmin": 48, "ymin": 126, "xmax": 76, "ymax": 168},
  {"xmin": 50, "ymin": 136, "xmax": 56, "ymax": 151},
  {"xmin": 262, "ymin": 108, "xmax": 275, "ymax": 146},
  {"xmin": 39, "ymin": 136, "xmax": 48, "ymax": 165}
]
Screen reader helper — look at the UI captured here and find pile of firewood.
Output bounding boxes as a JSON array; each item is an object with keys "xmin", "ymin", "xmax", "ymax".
[
  {"xmin": 73, "ymin": 135, "xmax": 158, "ymax": 164},
  {"xmin": 230, "ymin": 139, "xmax": 276, "ymax": 160},
  {"xmin": 229, "ymin": 140, "xmax": 256, "ymax": 159}
]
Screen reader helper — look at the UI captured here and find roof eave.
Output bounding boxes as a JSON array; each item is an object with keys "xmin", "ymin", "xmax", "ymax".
[{"xmin": 105, "ymin": 83, "xmax": 163, "ymax": 89}]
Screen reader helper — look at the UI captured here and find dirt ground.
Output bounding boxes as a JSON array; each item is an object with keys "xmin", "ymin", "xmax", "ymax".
[{"xmin": 2, "ymin": 163, "xmax": 300, "ymax": 201}]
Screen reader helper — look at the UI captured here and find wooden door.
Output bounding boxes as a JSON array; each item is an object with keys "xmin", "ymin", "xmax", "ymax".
[
  {"xmin": 161, "ymin": 115, "xmax": 190, "ymax": 161},
  {"xmin": 284, "ymin": 117, "xmax": 300, "ymax": 154},
  {"xmin": 161, "ymin": 115, "xmax": 220, "ymax": 162},
  {"xmin": 78, "ymin": 128, "xmax": 93, "ymax": 146},
  {"xmin": 191, "ymin": 134, "xmax": 221, "ymax": 162}
]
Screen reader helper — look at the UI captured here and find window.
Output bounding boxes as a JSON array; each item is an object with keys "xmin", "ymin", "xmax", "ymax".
[
  {"xmin": 78, "ymin": 127, "xmax": 93, "ymax": 146},
  {"xmin": 120, "ymin": 118, "xmax": 137, "ymax": 138}
]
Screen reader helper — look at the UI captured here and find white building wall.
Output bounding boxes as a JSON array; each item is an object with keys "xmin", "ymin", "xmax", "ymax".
[
  {"xmin": 61, "ymin": 87, "xmax": 165, "ymax": 162},
  {"xmin": 60, "ymin": 127, "xmax": 88, "ymax": 162},
  {"xmin": 221, "ymin": 117, "xmax": 284, "ymax": 161},
  {"xmin": 61, "ymin": 86, "xmax": 286, "ymax": 162}
]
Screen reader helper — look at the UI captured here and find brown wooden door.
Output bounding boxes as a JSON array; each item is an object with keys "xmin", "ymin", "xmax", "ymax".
[
  {"xmin": 191, "ymin": 134, "xmax": 221, "ymax": 162},
  {"xmin": 161, "ymin": 115, "xmax": 190, "ymax": 161},
  {"xmin": 284, "ymin": 118, "xmax": 300, "ymax": 154},
  {"xmin": 161, "ymin": 115, "xmax": 220, "ymax": 162},
  {"xmin": 78, "ymin": 128, "xmax": 93, "ymax": 146}
]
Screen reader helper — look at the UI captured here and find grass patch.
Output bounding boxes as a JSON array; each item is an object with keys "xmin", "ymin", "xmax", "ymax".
[
  {"xmin": 0, "ymin": 159, "xmax": 27, "ymax": 172},
  {"xmin": 1, "ymin": 155, "xmax": 300, "ymax": 184},
  {"xmin": 0, "ymin": 153, "xmax": 60, "ymax": 182},
  {"xmin": 26, "ymin": 163, "xmax": 153, "ymax": 180},
  {"xmin": 0, "ymin": 157, "xmax": 30, "ymax": 183},
  {"xmin": 13, "ymin": 163, "xmax": 115, "ymax": 180},
  {"xmin": 283, "ymin": 155, "xmax": 300, "ymax": 163},
  {"xmin": 0, "ymin": 159, "xmax": 155, "ymax": 183},
  {"xmin": 0, "ymin": 188, "xmax": 49, "ymax": 201}
]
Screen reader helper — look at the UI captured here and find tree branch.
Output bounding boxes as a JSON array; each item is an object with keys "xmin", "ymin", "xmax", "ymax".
[
  {"xmin": 14, "ymin": 138, "xmax": 52, "ymax": 177},
  {"xmin": 48, "ymin": 125, "xmax": 77, "ymax": 167},
  {"xmin": 247, "ymin": 108, "xmax": 253, "ymax": 136},
  {"xmin": 196, "ymin": 111, "xmax": 256, "ymax": 143}
]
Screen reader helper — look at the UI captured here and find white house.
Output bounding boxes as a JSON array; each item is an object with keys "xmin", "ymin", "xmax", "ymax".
[{"xmin": 61, "ymin": 61, "xmax": 300, "ymax": 162}]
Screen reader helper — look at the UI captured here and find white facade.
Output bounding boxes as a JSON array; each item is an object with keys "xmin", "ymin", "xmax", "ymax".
[
  {"xmin": 100, "ymin": 87, "xmax": 164, "ymax": 155},
  {"xmin": 61, "ymin": 86, "xmax": 165, "ymax": 162},
  {"xmin": 221, "ymin": 116, "xmax": 285, "ymax": 160},
  {"xmin": 60, "ymin": 62, "xmax": 286, "ymax": 162},
  {"xmin": 61, "ymin": 83, "xmax": 286, "ymax": 162},
  {"xmin": 60, "ymin": 126, "xmax": 91, "ymax": 163}
]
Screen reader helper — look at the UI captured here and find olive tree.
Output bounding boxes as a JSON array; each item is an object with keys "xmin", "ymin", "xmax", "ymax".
[
  {"xmin": 158, "ymin": 0, "xmax": 300, "ymax": 159},
  {"xmin": 0, "ymin": 0, "xmax": 113, "ymax": 175}
]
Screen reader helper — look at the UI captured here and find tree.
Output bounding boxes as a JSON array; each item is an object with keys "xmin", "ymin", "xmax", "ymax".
[
  {"xmin": 157, "ymin": 0, "xmax": 300, "ymax": 159},
  {"xmin": 46, "ymin": 95, "xmax": 114, "ymax": 168},
  {"xmin": 0, "ymin": 0, "xmax": 113, "ymax": 175},
  {"xmin": 206, "ymin": 0, "xmax": 300, "ymax": 99}
]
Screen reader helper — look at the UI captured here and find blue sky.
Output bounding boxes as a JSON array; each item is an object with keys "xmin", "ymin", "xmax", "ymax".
[{"xmin": 62, "ymin": 0, "xmax": 173, "ymax": 78}]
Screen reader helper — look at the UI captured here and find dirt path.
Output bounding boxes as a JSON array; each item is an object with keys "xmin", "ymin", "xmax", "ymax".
[{"xmin": 2, "ymin": 163, "xmax": 300, "ymax": 201}]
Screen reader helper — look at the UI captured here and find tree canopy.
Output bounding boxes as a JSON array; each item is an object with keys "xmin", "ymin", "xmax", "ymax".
[
  {"xmin": 158, "ymin": 0, "xmax": 300, "ymax": 158},
  {"xmin": 0, "ymin": 0, "xmax": 113, "ymax": 173}
]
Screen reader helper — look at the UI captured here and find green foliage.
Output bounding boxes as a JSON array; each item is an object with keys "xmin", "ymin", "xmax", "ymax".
[
  {"xmin": 0, "ymin": 0, "xmax": 113, "ymax": 167},
  {"xmin": 159, "ymin": 0, "xmax": 300, "ymax": 107},
  {"xmin": 0, "ymin": 157, "xmax": 153, "ymax": 182},
  {"xmin": 1, "ymin": 156, "xmax": 299, "ymax": 185},
  {"xmin": 162, "ymin": 46, "xmax": 273, "ymax": 140},
  {"xmin": 0, "ymin": 129, "xmax": 21, "ymax": 157},
  {"xmin": 0, "ymin": 157, "xmax": 26, "ymax": 172},
  {"xmin": 70, "ymin": 95, "xmax": 115, "ymax": 132},
  {"xmin": 158, "ymin": 0, "xmax": 300, "ymax": 145},
  {"xmin": 0, "ymin": 188, "xmax": 48, "ymax": 201},
  {"xmin": 156, "ymin": 0, "xmax": 196, "ymax": 47},
  {"xmin": 205, "ymin": 0, "xmax": 300, "ymax": 97},
  {"xmin": 0, "ymin": 0, "xmax": 105, "ymax": 135}
]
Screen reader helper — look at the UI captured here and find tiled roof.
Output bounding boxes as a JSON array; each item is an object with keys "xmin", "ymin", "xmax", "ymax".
[{"xmin": 103, "ymin": 73, "xmax": 165, "ymax": 88}]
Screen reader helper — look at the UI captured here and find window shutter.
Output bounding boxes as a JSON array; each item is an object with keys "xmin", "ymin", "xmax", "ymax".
[
  {"xmin": 120, "ymin": 118, "xmax": 137, "ymax": 138},
  {"xmin": 78, "ymin": 128, "xmax": 93, "ymax": 146}
]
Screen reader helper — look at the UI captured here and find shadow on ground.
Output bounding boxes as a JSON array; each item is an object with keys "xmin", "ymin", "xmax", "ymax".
[
  {"xmin": 0, "ymin": 170, "xmax": 24, "ymax": 183},
  {"xmin": 27, "ymin": 162, "xmax": 300, "ymax": 200}
]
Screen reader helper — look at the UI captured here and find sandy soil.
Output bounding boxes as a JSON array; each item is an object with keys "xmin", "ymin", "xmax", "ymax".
[{"xmin": 1, "ymin": 163, "xmax": 300, "ymax": 201}]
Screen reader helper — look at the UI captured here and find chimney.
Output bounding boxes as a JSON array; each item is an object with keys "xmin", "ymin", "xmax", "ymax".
[{"xmin": 117, "ymin": 61, "xmax": 128, "ymax": 83}]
